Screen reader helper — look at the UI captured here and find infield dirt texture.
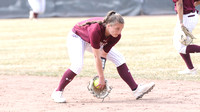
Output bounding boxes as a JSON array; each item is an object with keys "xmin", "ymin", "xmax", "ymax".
[{"xmin": 0, "ymin": 16, "xmax": 200, "ymax": 112}]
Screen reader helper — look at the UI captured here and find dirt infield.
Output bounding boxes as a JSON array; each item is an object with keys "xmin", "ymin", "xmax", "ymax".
[{"xmin": 0, "ymin": 75, "xmax": 200, "ymax": 112}]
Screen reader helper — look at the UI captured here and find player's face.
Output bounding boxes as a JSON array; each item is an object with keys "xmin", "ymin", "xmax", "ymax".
[{"xmin": 107, "ymin": 23, "xmax": 124, "ymax": 37}]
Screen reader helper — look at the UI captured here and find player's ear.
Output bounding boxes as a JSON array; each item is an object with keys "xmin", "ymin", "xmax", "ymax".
[{"xmin": 106, "ymin": 23, "xmax": 112, "ymax": 28}]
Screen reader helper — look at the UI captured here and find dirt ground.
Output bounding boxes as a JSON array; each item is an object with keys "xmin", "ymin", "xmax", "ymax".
[{"xmin": 0, "ymin": 75, "xmax": 200, "ymax": 112}]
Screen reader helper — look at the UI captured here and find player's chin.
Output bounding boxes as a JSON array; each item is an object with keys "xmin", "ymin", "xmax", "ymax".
[{"xmin": 112, "ymin": 34, "xmax": 119, "ymax": 38}]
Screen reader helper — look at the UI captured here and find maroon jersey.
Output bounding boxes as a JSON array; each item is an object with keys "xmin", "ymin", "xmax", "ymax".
[
  {"xmin": 72, "ymin": 17, "xmax": 121, "ymax": 53},
  {"xmin": 173, "ymin": 0, "xmax": 199, "ymax": 14}
]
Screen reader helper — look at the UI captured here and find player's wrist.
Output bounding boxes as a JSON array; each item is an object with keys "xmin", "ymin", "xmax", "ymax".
[
  {"xmin": 180, "ymin": 20, "xmax": 183, "ymax": 24},
  {"xmin": 99, "ymin": 75, "xmax": 105, "ymax": 78}
]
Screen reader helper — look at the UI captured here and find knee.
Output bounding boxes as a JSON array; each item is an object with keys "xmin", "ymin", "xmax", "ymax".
[
  {"xmin": 69, "ymin": 62, "xmax": 83, "ymax": 74},
  {"xmin": 109, "ymin": 54, "xmax": 126, "ymax": 67},
  {"xmin": 177, "ymin": 47, "xmax": 187, "ymax": 54},
  {"xmin": 173, "ymin": 42, "xmax": 187, "ymax": 54},
  {"xmin": 116, "ymin": 56, "xmax": 126, "ymax": 67}
]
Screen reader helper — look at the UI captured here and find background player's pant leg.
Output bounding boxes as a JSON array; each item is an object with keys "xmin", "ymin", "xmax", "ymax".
[
  {"xmin": 183, "ymin": 12, "xmax": 199, "ymax": 32},
  {"xmin": 28, "ymin": 0, "xmax": 45, "ymax": 13},
  {"xmin": 67, "ymin": 31, "xmax": 87, "ymax": 74},
  {"xmin": 39, "ymin": 0, "xmax": 46, "ymax": 13}
]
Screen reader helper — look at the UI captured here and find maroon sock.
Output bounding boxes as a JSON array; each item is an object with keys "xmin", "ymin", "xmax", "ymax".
[
  {"xmin": 186, "ymin": 45, "xmax": 200, "ymax": 53},
  {"xmin": 56, "ymin": 69, "xmax": 77, "ymax": 91},
  {"xmin": 180, "ymin": 53, "xmax": 194, "ymax": 69},
  {"xmin": 33, "ymin": 13, "xmax": 38, "ymax": 18},
  {"xmin": 117, "ymin": 63, "xmax": 138, "ymax": 91}
]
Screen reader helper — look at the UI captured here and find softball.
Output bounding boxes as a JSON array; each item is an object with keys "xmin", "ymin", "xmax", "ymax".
[{"xmin": 93, "ymin": 79, "xmax": 99, "ymax": 88}]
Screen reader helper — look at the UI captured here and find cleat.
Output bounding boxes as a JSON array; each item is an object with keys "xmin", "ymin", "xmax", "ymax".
[
  {"xmin": 178, "ymin": 68, "xmax": 197, "ymax": 75},
  {"xmin": 133, "ymin": 82, "xmax": 155, "ymax": 100},
  {"xmin": 51, "ymin": 89, "xmax": 66, "ymax": 103}
]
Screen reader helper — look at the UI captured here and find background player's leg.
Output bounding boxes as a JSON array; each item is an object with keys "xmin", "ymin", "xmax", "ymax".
[
  {"xmin": 28, "ymin": 0, "xmax": 40, "ymax": 19},
  {"xmin": 179, "ymin": 53, "xmax": 194, "ymax": 69},
  {"xmin": 186, "ymin": 45, "xmax": 200, "ymax": 53},
  {"xmin": 174, "ymin": 12, "xmax": 199, "ymax": 74},
  {"xmin": 40, "ymin": 0, "xmax": 46, "ymax": 14},
  {"xmin": 178, "ymin": 53, "xmax": 196, "ymax": 74}
]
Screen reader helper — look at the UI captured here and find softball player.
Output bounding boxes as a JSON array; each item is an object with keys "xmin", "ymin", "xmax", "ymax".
[
  {"xmin": 28, "ymin": 0, "xmax": 46, "ymax": 19},
  {"xmin": 51, "ymin": 11, "xmax": 155, "ymax": 103},
  {"xmin": 173, "ymin": 0, "xmax": 200, "ymax": 75}
]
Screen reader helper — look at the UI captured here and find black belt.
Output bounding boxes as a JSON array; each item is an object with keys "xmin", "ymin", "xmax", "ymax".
[{"xmin": 188, "ymin": 15, "xmax": 195, "ymax": 17}]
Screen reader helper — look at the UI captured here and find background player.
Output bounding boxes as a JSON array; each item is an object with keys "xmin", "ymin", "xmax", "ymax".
[
  {"xmin": 173, "ymin": 0, "xmax": 200, "ymax": 75},
  {"xmin": 28, "ymin": 0, "xmax": 46, "ymax": 19},
  {"xmin": 51, "ymin": 10, "xmax": 155, "ymax": 103}
]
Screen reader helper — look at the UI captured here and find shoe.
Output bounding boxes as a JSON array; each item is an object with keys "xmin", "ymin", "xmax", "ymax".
[
  {"xmin": 133, "ymin": 82, "xmax": 155, "ymax": 100},
  {"xmin": 29, "ymin": 11, "xmax": 34, "ymax": 19},
  {"xmin": 51, "ymin": 89, "xmax": 66, "ymax": 103},
  {"xmin": 178, "ymin": 68, "xmax": 197, "ymax": 75}
]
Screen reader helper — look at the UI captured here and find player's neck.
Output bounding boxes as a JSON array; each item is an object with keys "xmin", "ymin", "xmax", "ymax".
[{"xmin": 105, "ymin": 28, "xmax": 110, "ymax": 37}]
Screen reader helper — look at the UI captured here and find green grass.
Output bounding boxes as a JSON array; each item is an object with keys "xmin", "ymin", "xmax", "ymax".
[{"xmin": 1, "ymin": 16, "xmax": 200, "ymax": 81}]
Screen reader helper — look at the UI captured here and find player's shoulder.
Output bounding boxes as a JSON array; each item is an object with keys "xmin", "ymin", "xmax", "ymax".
[
  {"xmin": 76, "ymin": 17, "xmax": 103, "ymax": 26},
  {"xmin": 172, "ymin": 0, "xmax": 178, "ymax": 3},
  {"xmin": 87, "ymin": 17, "xmax": 104, "ymax": 22}
]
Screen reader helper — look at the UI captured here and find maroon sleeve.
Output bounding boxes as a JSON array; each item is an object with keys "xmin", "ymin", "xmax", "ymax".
[
  {"xmin": 172, "ymin": 0, "xmax": 178, "ymax": 3},
  {"xmin": 103, "ymin": 35, "xmax": 121, "ymax": 53},
  {"xmin": 88, "ymin": 24, "xmax": 101, "ymax": 49}
]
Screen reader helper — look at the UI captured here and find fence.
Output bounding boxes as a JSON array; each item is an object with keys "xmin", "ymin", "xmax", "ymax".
[{"xmin": 0, "ymin": 0, "xmax": 179, "ymax": 18}]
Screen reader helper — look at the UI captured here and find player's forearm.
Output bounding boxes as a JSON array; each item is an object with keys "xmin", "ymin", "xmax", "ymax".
[
  {"xmin": 95, "ymin": 57, "xmax": 104, "ymax": 78},
  {"xmin": 92, "ymin": 48, "xmax": 105, "ymax": 79},
  {"xmin": 176, "ymin": 0, "xmax": 184, "ymax": 24}
]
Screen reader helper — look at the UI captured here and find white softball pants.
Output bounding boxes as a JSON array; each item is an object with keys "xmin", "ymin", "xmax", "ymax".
[
  {"xmin": 28, "ymin": 0, "xmax": 46, "ymax": 14},
  {"xmin": 67, "ymin": 31, "xmax": 126, "ymax": 74},
  {"xmin": 173, "ymin": 11, "xmax": 199, "ymax": 54}
]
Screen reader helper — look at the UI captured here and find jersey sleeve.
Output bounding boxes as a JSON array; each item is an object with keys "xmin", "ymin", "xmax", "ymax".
[
  {"xmin": 103, "ymin": 35, "xmax": 121, "ymax": 53},
  {"xmin": 172, "ymin": 0, "xmax": 178, "ymax": 3}
]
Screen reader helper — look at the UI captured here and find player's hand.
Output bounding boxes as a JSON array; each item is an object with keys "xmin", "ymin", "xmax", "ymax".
[{"xmin": 97, "ymin": 77, "xmax": 106, "ymax": 90}]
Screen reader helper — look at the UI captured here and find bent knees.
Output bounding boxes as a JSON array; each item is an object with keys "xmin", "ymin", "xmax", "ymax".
[
  {"xmin": 107, "ymin": 48, "xmax": 126, "ymax": 67},
  {"xmin": 69, "ymin": 63, "xmax": 83, "ymax": 74}
]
